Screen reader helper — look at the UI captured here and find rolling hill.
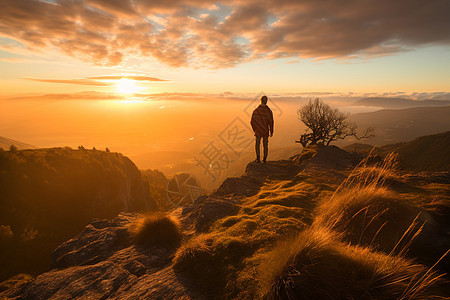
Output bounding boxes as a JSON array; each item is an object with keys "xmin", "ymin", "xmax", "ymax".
[
  {"xmin": 0, "ymin": 136, "xmax": 35, "ymax": 150},
  {"xmin": 344, "ymin": 131, "xmax": 450, "ymax": 171}
]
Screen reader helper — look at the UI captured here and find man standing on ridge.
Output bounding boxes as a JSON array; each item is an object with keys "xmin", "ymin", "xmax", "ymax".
[{"xmin": 250, "ymin": 95, "xmax": 274, "ymax": 164}]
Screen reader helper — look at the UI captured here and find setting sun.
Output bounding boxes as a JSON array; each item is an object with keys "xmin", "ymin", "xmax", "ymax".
[{"xmin": 115, "ymin": 78, "xmax": 142, "ymax": 94}]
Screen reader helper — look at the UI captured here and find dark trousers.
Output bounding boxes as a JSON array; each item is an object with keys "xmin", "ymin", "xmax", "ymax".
[{"xmin": 255, "ymin": 136, "xmax": 269, "ymax": 161}]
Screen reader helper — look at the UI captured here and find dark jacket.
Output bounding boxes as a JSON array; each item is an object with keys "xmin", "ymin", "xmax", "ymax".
[{"xmin": 250, "ymin": 104, "xmax": 274, "ymax": 137}]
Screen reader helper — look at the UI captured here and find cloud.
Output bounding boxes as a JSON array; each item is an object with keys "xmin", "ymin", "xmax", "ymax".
[
  {"xmin": 86, "ymin": 75, "xmax": 168, "ymax": 81},
  {"xmin": 4, "ymin": 91, "xmax": 450, "ymax": 103},
  {"xmin": 0, "ymin": 57, "xmax": 33, "ymax": 63},
  {"xmin": 23, "ymin": 75, "xmax": 168, "ymax": 86},
  {"xmin": 23, "ymin": 78, "xmax": 112, "ymax": 86},
  {"xmin": 85, "ymin": 0, "xmax": 137, "ymax": 17},
  {"xmin": 0, "ymin": 0, "xmax": 449, "ymax": 68},
  {"xmin": 6, "ymin": 91, "xmax": 126, "ymax": 101}
]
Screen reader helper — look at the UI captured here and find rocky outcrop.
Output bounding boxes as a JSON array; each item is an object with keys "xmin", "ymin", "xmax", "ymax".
[
  {"xmin": 182, "ymin": 196, "xmax": 241, "ymax": 232},
  {"xmin": 51, "ymin": 216, "xmax": 134, "ymax": 269},
  {"xmin": 0, "ymin": 149, "xmax": 329, "ymax": 299},
  {"xmin": 1, "ymin": 146, "xmax": 449, "ymax": 299},
  {"xmin": 291, "ymin": 144, "xmax": 361, "ymax": 170},
  {"xmin": 1, "ymin": 213, "xmax": 193, "ymax": 300},
  {"xmin": 214, "ymin": 160, "xmax": 302, "ymax": 197}
]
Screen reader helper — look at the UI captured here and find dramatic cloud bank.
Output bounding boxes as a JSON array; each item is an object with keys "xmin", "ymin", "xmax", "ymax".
[{"xmin": 1, "ymin": 0, "xmax": 449, "ymax": 68}]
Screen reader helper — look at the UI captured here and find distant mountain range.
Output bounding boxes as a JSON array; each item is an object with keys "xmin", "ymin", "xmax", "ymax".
[
  {"xmin": 0, "ymin": 136, "xmax": 35, "ymax": 150},
  {"xmin": 353, "ymin": 97, "xmax": 450, "ymax": 109},
  {"xmin": 347, "ymin": 106, "xmax": 450, "ymax": 146}
]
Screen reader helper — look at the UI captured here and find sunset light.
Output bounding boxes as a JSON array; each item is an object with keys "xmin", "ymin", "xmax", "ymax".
[
  {"xmin": 0, "ymin": 1, "xmax": 449, "ymax": 298},
  {"xmin": 115, "ymin": 78, "xmax": 142, "ymax": 94}
]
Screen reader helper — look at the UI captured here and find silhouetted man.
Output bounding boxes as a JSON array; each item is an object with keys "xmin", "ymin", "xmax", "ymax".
[{"xmin": 250, "ymin": 95, "xmax": 274, "ymax": 164}]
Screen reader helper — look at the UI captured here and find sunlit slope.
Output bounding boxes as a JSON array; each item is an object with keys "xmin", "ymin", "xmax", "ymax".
[
  {"xmin": 344, "ymin": 131, "xmax": 450, "ymax": 171},
  {"xmin": 380, "ymin": 131, "xmax": 450, "ymax": 171},
  {"xmin": 0, "ymin": 136, "xmax": 35, "ymax": 150}
]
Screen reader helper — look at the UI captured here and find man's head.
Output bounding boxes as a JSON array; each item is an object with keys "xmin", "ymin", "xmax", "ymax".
[{"xmin": 261, "ymin": 95, "xmax": 268, "ymax": 104}]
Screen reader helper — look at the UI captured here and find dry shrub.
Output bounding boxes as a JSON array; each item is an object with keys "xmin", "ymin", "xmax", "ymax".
[
  {"xmin": 258, "ymin": 228, "xmax": 446, "ymax": 299},
  {"xmin": 128, "ymin": 213, "xmax": 181, "ymax": 248}
]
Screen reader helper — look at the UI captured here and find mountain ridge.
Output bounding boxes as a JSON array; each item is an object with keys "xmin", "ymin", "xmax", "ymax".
[{"xmin": 347, "ymin": 105, "xmax": 450, "ymax": 145}]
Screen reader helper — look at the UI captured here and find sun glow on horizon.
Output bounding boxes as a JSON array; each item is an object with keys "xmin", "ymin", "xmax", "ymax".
[{"xmin": 115, "ymin": 78, "xmax": 143, "ymax": 94}]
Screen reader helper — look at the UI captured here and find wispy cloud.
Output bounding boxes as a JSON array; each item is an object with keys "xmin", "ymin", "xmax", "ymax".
[
  {"xmin": 87, "ymin": 75, "xmax": 168, "ymax": 81},
  {"xmin": 6, "ymin": 91, "xmax": 126, "ymax": 101},
  {"xmin": 1, "ymin": 0, "xmax": 449, "ymax": 68},
  {"xmin": 23, "ymin": 78, "xmax": 112, "ymax": 86},
  {"xmin": 22, "ymin": 75, "xmax": 168, "ymax": 86}
]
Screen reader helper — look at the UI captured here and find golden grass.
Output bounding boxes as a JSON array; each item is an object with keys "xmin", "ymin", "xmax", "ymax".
[
  {"xmin": 253, "ymin": 151, "xmax": 448, "ymax": 299},
  {"xmin": 314, "ymin": 185, "xmax": 430, "ymax": 252},
  {"xmin": 257, "ymin": 227, "xmax": 446, "ymax": 299},
  {"xmin": 173, "ymin": 234, "xmax": 214, "ymax": 272},
  {"xmin": 172, "ymin": 185, "xmax": 314, "ymax": 296},
  {"xmin": 128, "ymin": 213, "xmax": 182, "ymax": 248},
  {"xmin": 313, "ymin": 151, "xmax": 435, "ymax": 252},
  {"xmin": 340, "ymin": 151, "xmax": 400, "ymax": 191},
  {"xmin": 173, "ymin": 233, "xmax": 251, "ymax": 295},
  {"xmin": 171, "ymin": 150, "xmax": 448, "ymax": 298}
]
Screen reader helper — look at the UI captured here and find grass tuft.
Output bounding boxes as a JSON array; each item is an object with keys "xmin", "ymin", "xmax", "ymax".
[
  {"xmin": 128, "ymin": 213, "xmax": 182, "ymax": 248},
  {"xmin": 314, "ymin": 186, "xmax": 428, "ymax": 252},
  {"xmin": 314, "ymin": 151, "xmax": 433, "ymax": 253},
  {"xmin": 173, "ymin": 234, "xmax": 229, "ymax": 294},
  {"xmin": 258, "ymin": 227, "xmax": 445, "ymax": 299},
  {"xmin": 173, "ymin": 234, "xmax": 214, "ymax": 271},
  {"xmin": 340, "ymin": 151, "xmax": 401, "ymax": 191}
]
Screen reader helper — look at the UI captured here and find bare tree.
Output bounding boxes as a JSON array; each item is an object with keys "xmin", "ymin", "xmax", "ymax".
[{"xmin": 296, "ymin": 98, "xmax": 374, "ymax": 147}]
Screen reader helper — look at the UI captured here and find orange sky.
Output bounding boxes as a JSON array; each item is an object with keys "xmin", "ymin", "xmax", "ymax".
[
  {"xmin": 0, "ymin": 0, "xmax": 449, "ymax": 95},
  {"xmin": 0, "ymin": 0, "xmax": 449, "ymax": 177}
]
